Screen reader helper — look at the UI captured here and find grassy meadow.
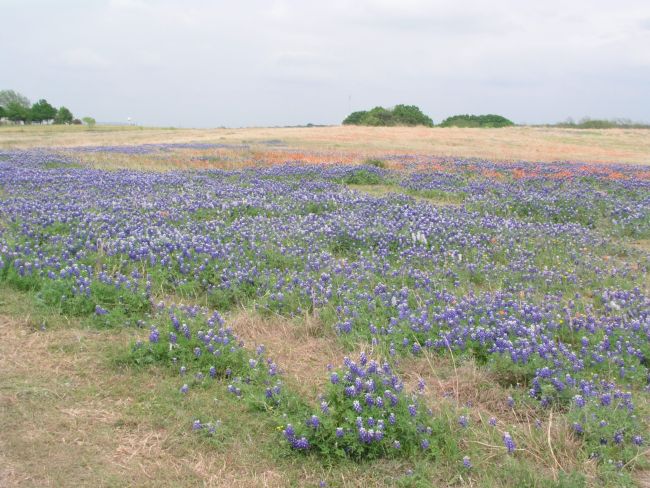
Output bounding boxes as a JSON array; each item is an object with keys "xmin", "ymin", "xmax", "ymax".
[{"xmin": 0, "ymin": 125, "xmax": 649, "ymax": 487}]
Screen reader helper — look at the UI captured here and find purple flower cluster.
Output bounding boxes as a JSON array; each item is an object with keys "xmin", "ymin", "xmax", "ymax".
[
  {"xmin": 281, "ymin": 353, "xmax": 440, "ymax": 458},
  {"xmin": 1, "ymin": 146, "xmax": 648, "ymax": 471}
]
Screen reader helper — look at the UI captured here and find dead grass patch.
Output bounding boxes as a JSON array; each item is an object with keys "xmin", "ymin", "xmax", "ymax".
[
  {"xmin": 3, "ymin": 125, "xmax": 650, "ymax": 165},
  {"xmin": 230, "ymin": 310, "xmax": 344, "ymax": 397},
  {"xmin": 399, "ymin": 353, "xmax": 516, "ymax": 415}
]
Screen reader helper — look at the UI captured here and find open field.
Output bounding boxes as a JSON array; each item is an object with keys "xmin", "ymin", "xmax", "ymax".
[
  {"xmin": 1, "ymin": 124, "xmax": 649, "ymax": 165},
  {"xmin": 1, "ymin": 127, "xmax": 649, "ymax": 487}
]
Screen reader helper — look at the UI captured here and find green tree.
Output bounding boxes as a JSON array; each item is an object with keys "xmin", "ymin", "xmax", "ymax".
[
  {"xmin": 392, "ymin": 104, "xmax": 434, "ymax": 127},
  {"xmin": 342, "ymin": 105, "xmax": 433, "ymax": 127},
  {"xmin": 365, "ymin": 106, "xmax": 395, "ymax": 126},
  {"xmin": 0, "ymin": 89, "xmax": 30, "ymax": 110},
  {"xmin": 342, "ymin": 111, "xmax": 368, "ymax": 125},
  {"xmin": 0, "ymin": 105, "xmax": 5, "ymax": 119},
  {"xmin": 30, "ymin": 99, "xmax": 57, "ymax": 123},
  {"xmin": 82, "ymin": 116, "xmax": 96, "ymax": 127},
  {"xmin": 5, "ymin": 101, "xmax": 30, "ymax": 123},
  {"xmin": 54, "ymin": 106, "xmax": 74, "ymax": 124}
]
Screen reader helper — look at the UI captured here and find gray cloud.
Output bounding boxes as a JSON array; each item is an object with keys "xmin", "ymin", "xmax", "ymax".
[{"xmin": 1, "ymin": 0, "xmax": 648, "ymax": 127}]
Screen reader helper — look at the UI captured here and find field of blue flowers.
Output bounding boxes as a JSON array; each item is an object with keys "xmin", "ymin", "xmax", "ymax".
[{"xmin": 1, "ymin": 144, "xmax": 649, "ymax": 486}]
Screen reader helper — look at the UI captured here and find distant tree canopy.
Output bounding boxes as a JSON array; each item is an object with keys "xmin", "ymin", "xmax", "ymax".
[
  {"xmin": 5, "ymin": 101, "xmax": 31, "ymax": 123},
  {"xmin": 343, "ymin": 105, "xmax": 434, "ymax": 127},
  {"xmin": 0, "ymin": 89, "xmax": 30, "ymax": 109},
  {"xmin": 31, "ymin": 99, "xmax": 57, "ymax": 123},
  {"xmin": 439, "ymin": 114, "xmax": 515, "ymax": 128},
  {"xmin": 54, "ymin": 106, "xmax": 74, "ymax": 125},
  {"xmin": 0, "ymin": 89, "xmax": 90, "ymax": 125},
  {"xmin": 552, "ymin": 117, "xmax": 650, "ymax": 129}
]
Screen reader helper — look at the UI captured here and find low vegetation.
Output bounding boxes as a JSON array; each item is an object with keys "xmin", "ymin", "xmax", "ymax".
[
  {"xmin": 550, "ymin": 118, "xmax": 650, "ymax": 129},
  {"xmin": 438, "ymin": 114, "xmax": 515, "ymax": 128},
  {"xmin": 1, "ymin": 139, "xmax": 649, "ymax": 486}
]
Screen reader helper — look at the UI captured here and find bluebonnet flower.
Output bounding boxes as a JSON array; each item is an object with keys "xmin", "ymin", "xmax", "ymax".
[
  {"xmin": 95, "ymin": 305, "xmax": 108, "ymax": 315},
  {"xmin": 503, "ymin": 432, "xmax": 516, "ymax": 454},
  {"xmin": 149, "ymin": 328, "xmax": 159, "ymax": 343},
  {"xmin": 307, "ymin": 415, "xmax": 320, "ymax": 429}
]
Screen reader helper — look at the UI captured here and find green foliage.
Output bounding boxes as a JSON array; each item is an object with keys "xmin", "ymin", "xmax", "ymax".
[
  {"xmin": 5, "ymin": 101, "xmax": 31, "ymax": 123},
  {"xmin": 30, "ymin": 99, "xmax": 57, "ymax": 123},
  {"xmin": 54, "ymin": 106, "xmax": 74, "ymax": 124},
  {"xmin": 340, "ymin": 168, "xmax": 385, "ymax": 185},
  {"xmin": 329, "ymin": 233, "xmax": 366, "ymax": 259},
  {"xmin": 0, "ymin": 89, "xmax": 30, "ymax": 109},
  {"xmin": 439, "ymin": 114, "xmax": 515, "ymax": 128},
  {"xmin": 283, "ymin": 357, "xmax": 459, "ymax": 461},
  {"xmin": 82, "ymin": 116, "xmax": 96, "ymax": 127},
  {"xmin": 297, "ymin": 201, "xmax": 334, "ymax": 215},
  {"xmin": 342, "ymin": 111, "xmax": 368, "ymax": 125},
  {"xmin": 392, "ymin": 104, "xmax": 434, "ymax": 127},
  {"xmin": 364, "ymin": 158, "xmax": 387, "ymax": 169},
  {"xmin": 343, "ymin": 105, "xmax": 434, "ymax": 127},
  {"xmin": 554, "ymin": 117, "xmax": 650, "ymax": 129},
  {"xmin": 37, "ymin": 279, "xmax": 151, "ymax": 325},
  {"xmin": 567, "ymin": 399, "xmax": 644, "ymax": 466},
  {"xmin": 0, "ymin": 105, "xmax": 5, "ymax": 118}
]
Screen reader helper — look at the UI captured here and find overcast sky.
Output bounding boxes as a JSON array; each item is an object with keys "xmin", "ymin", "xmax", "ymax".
[{"xmin": 2, "ymin": 0, "xmax": 649, "ymax": 127}]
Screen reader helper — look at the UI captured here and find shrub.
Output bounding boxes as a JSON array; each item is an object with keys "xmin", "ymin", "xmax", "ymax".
[
  {"xmin": 343, "ymin": 105, "xmax": 433, "ymax": 127},
  {"xmin": 364, "ymin": 158, "xmax": 386, "ymax": 169},
  {"xmin": 439, "ymin": 114, "xmax": 514, "ymax": 128}
]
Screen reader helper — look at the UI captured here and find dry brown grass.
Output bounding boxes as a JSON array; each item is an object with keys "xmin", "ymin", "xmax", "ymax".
[
  {"xmin": 397, "ymin": 351, "xmax": 599, "ymax": 483},
  {"xmin": 230, "ymin": 310, "xmax": 345, "ymax": 398},
  {"xmin": 0, "ymin": 313, "xmax": 297, "ymax": 487},
  {"xmin": 399, "ymin": 354, "xmax": 511, "ymax": 413},
  {"xmin": 1, "ymin": 124, "xmax": 649, "ymax": 165}
]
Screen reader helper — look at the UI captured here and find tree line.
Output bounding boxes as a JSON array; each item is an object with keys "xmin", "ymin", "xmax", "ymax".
[
  {"xmin": 0, "ymin": 89, "xmax": 95, "ymax": 126},
  {"xmin": 343, "ymin": 105, "xmax": 514, "ymax": 128}
]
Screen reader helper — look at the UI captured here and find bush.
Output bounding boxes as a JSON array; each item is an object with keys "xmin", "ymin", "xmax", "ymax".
[
  {"xmin": 364, "ymin": 158, "xmax": 386, "ymax": 169},
  {"xmin": 439, "ymin": 114, "xmax": 514, "ymax": 128},
  {"xmin": 343, "ymin": 105, "xmax": 433, "ymax": 127}
]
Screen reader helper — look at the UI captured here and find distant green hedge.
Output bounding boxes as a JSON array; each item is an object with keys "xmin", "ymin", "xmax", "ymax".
[
  {"xmin": 439, "ymin": 114, "xmax": 514, "ymax": 128},
  {"xmin": 552, "ymin": 118, "xmax": 650, "ymax": 129},
  {"xmin": 343, "ymin": 105, "xmax": 433, "ymax": 127}
]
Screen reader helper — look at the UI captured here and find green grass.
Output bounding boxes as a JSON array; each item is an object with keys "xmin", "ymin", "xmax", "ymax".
[{"xmin": 2, "ymin": 277, "xmax": 648, "ymax": 486}]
